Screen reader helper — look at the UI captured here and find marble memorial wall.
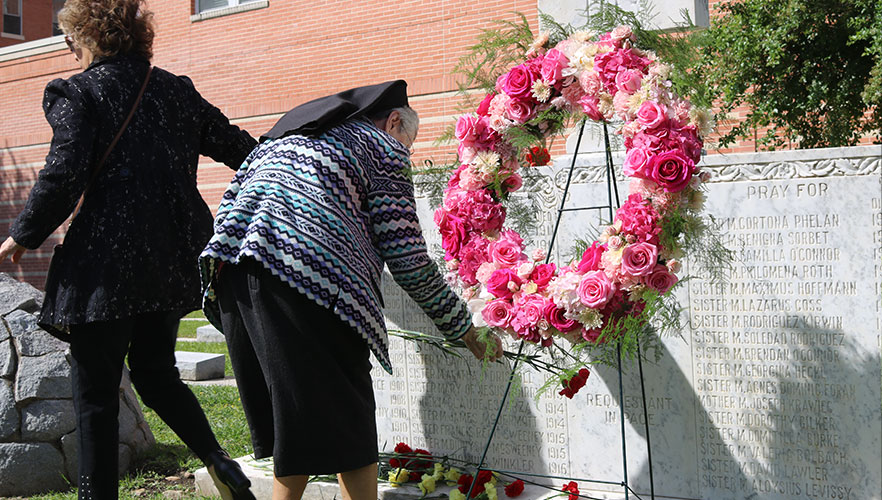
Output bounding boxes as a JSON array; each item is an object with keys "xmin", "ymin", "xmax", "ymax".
[{"xmin": 371, "ymin": 145, "xmax": 882, "ymax": 499}]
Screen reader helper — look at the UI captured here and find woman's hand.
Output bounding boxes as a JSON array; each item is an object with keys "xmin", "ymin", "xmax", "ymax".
[
  {"xmin": 0, "ymin": 237, "xmax": 27, "ymax": 264},
  {"xmin": 462, "ymin": 326, "xmax": 504, "ymax": 362}
]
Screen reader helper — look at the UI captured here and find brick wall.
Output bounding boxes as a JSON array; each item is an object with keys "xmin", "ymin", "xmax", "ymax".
[
  {"xmin": 0, "ymin": 0, "xmax": 539, "ymax": 287},
  {"xmin": 0, "ymin": 0, "xmax": 55, "ymax": 48}
]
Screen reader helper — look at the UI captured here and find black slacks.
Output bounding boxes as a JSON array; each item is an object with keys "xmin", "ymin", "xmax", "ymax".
[
  {"xmin": 216, "ymin": 258, "xmax": 378, "ymax": 477},
  {"xmin": 68, "ymin": 310, "xmax": 222, "ymax": 500}
]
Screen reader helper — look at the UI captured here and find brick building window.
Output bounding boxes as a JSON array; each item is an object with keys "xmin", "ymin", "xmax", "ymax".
[
  {"xmin": 52, "ymin": 0, "xmax": 65, "ymax": 36},
  {"xmin": 2, "ymin": 0, "xmax": 22, "ymax": 36},
  {"xmin": 197, "ymin": 0, "xmax": 261, "ymax": 13}
]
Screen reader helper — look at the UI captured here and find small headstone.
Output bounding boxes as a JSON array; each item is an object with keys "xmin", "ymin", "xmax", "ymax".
[
  {"xmin": 0, "ymin": 379, "xmax": 19, "ymax": 440},
  {"xmin": 14, "ymin": 350, "xmax": 71, "ymax": 401},
  {"xmin": 174, "ymin": 351, "xmax": 225, "ymax": 381},
  {"xmin": 0, "ymin": 442, "xmax": 68, "ymax": 496},
  {"xmin": 22, "ymin": 399, "xmax": 76, "ymax": 441},
  {"xmin": 0, "ymin": 339, "xmax": 16, "ymax": 378},
  {"xmin": 195, "ymin": 324, "xmax": 225, "ymax": 343}
]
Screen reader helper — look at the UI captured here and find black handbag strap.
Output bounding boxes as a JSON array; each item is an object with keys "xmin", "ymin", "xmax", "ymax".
[{"xmin": 71, "ymin": 65, "xmax": 153, "ymax": 219}]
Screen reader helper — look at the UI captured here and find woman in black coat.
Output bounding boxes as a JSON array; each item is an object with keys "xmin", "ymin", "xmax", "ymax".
[{"xmin": 0, "ymin": 1, "xmax": 257, "ymax": 499}]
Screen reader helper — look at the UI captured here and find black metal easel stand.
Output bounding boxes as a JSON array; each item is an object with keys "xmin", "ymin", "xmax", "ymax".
[{"xmin": 466, "ymin": 120, "xmax": 656, "ymax": 500}]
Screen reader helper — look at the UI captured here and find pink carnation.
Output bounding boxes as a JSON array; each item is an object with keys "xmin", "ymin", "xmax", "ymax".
[
  {"xmin": 578, "ymin": 271, "xmax": 617, "ymax": 308},
  {"xmin": 457, "ymin": 189, "xmax": 506, "ymax": 233},
  {"xmin": 561, "ymin": 81, "xmax": 586, "ymax": 107},
  {"xmin": 620, "ymin": 242, "xmax": 658, "ymax": 276},
  {"xmin": 644, "ymin": 264, "xmax": 678, "ymax": 293},
  {"xmin": 457, "ymin": 235, "xmax": 492, "ymax": 286},
  {"xmin": 510, "ymin": 294, "xmax": 547, "ymax": 342}
]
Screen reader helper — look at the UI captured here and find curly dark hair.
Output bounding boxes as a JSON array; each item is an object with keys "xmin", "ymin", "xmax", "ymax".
[{"xmin": 58, "ymin": 0, "xmax": 155, "ymax": 61}]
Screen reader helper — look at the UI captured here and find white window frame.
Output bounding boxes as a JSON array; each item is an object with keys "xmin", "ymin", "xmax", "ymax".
[
  {"xmin": 196, "ymin": 0, "xmax": 259, "ymax": 14},
  {"xmin": 2, "ymin": 0, "xmax": 23, "ymax": 38},
  {"xmin": 191, "ymin": 0, "xmax": 268, "ymax": 22}
]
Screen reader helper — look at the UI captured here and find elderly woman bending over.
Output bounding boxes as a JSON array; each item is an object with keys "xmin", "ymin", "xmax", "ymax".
[
  {"xmin": 199, "ymin": 80, "xmax": 501, "ymax": 500},
  {"xmin": 0, "ymin": 1, "xmax": 257, "ymax": 498}
]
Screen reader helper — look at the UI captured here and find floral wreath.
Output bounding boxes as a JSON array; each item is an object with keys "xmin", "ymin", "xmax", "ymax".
[{"xmin": 433, "ymin": 26, "xmax": 713, "ymax": 394}]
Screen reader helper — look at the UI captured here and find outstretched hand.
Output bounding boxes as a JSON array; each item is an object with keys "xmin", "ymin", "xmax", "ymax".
[
  {"xmin": 0, "ymin": 237, "xmax": 26, "ymax": 264},
  {"xmin": 462, "ymin": 326, "xmax": 503, "ymax": 362}
]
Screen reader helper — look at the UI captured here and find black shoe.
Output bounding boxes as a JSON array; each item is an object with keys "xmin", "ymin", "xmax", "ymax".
[{"xmin": 206, "ymin": 450, "xmax": 256, "ymax": 500}]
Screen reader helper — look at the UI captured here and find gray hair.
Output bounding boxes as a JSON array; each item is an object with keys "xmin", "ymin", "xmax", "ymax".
[{"xmin": 395, "ymin": 106, "xmax": 419, "ymax": 139}]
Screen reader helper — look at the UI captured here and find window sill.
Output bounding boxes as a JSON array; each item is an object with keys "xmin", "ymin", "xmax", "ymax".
[
  {"xmin": 190, "ymin": 0, "xmax": 269, "ymax": 22},
  {"xmin": 0, "ymin": 34, "xmax": 64, "ymax": 62},
  {"xmin": 1, "ymin": 32, "xmax": 24, "ymax": 40}
]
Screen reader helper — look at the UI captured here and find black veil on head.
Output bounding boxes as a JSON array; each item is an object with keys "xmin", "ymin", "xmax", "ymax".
[{"xmin": 261, "ymin": 80, "xmax": 409, "ymax": 142}]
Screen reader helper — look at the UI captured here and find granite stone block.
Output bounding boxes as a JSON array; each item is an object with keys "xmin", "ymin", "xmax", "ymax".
[
  {"xmin": 174, "ymin": 351, "xmax": 225, "ymax": 381},
  {"xmin": 0, "ymin": 442, "xmax": 68, "ymax": 496},
  {"xmin": 22, "ymin": 399, "xmax": 76, "ymax": 441}
]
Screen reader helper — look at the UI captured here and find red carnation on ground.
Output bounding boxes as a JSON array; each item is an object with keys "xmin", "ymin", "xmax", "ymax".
[
  {"xmin": 409, "ymin": 470, "xmax": 422, "ymax": 482},
  {"xmin": 457, "ymin": 473, "xmax": 486, "ymax": 497},
  {"xmin": 390, "ymin": 442, "xmax": 413, "ymax": 468},
  {"xmin": 525, "ymin": 146, "xmax": 551, "ymax": 166},
  {"xmin": 504, "ymin": 479, "xmax": 525, "ymax": 497},
  {"xmin": 562, "ymin": 481, "xmax": 581, "ymax": 500},
  {"xmin": 559, "ymin": 368, "xmax": 591, "ymax": 399}
]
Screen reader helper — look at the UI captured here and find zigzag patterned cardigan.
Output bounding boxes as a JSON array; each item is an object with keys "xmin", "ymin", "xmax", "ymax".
[{"xmin": 200, "ymin": 120, "xmax": 471, "ymax": 373}]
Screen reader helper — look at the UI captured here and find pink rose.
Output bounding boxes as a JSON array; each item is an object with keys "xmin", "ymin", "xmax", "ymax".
[
  {"xmin": 577, "ymin": 241, "xmax": 606, "ymax": 273},
  {"xmin": 476, "ymin": 93, "xmax": 495, "ymax": 117},
  {"xmin": 623, "ymin": 147, "xmax": 650, "ymax": 177},
  {"xmin": 482, "ymin": 299, "xmax": 514, "ymax": 328},
  {"xmin": 577, "ymin": 95, "xmax": 605, "ymax": 122},
  {"xmin": 578, "ymin": 271, "xmax": 617, "ymax": 308},
  {"xmin": 579, "ymin": 71, "xmax": 602, "ymax": 95},
  {"xmin": 502, "ymin": 64, "xmax": 537, "ymax": 100},
  {"xmin": 615, "ymin": 69, "xmax": 642, "ymax": 93},
  {"xmin": 455, "ymin": 114, "xmax": 479, "ymax": 146},
  {"xmin": 620, "ymin": 242, "xmax": 658, "ymax": 276},
  {"xmin": 636, "ymin": 101, "xmax": 667, "ymax": 129},
  {"xmin": 644, "ymin": 264, "xmax": 678, "ymax": 293},
  {"xmin": 434, "ymin": 209, "xmax": 467, "ymax": 260},
  {"xmin": 495, "ymin": 73, "xmax": 508, "ymax": 93},
  {"xmin": 610, "ymin": 26, "xmax": 634, "ymax": 46},
  {"xmin": 646, "ymin": 149, "xmax": 695, "ymax": 192},
  {"xmin": 505, "ymin": 98, "xmax": 536, "ymax": 124},
  {"xmin": 540, "ymin": 48, "xmax": 568, "ymax": 85},
  {"xmin": 489, "ymin": 237, "xmax": 523, "ymax": 267},
  {"xmin": 486, "ymin": 268, "xmax": 522, "ymax": 299},
  {"xmin": 502, "ymin": 173, "xmax": 523, "ymax": 193},
  {"xmin": 544, "ymin": 301, "xmax": 579, "ymax": 332},
  {"xmin": 529, "ymin": 263, "xmax": 557, "ymax": 289}
]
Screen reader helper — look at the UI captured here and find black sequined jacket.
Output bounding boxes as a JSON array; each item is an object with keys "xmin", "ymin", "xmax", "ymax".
[{"xmin": 10, "ymin": 55, "xmax": 256, "ymax": 329}]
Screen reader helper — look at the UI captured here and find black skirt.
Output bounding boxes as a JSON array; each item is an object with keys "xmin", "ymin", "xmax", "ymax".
[{"xmin": 215, "ymin": 258, "xmax": 378, "ymax": 476}]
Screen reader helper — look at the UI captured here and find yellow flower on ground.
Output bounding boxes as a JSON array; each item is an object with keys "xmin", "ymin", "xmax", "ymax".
[
  {"xmin": 388, "ymin": 468, "xmax": 409, "ymax": 486},
  {"xmin": 419, "ymin": 474, "xmax": 437, "ymax": 494},
  {"xmin": 432, "ymin": 462, "xmax": 445, "ymax": 481},
  {"xmin": 449, "ymin": 490, "xmax": 467, "ymax": 500},
  {"xmin": 485, "ymin": 483, "xmax": 499, "ymax": 500},
  {"xmin": 444, "ymin": 467, "xmax": 462, "ymax": 484}
]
